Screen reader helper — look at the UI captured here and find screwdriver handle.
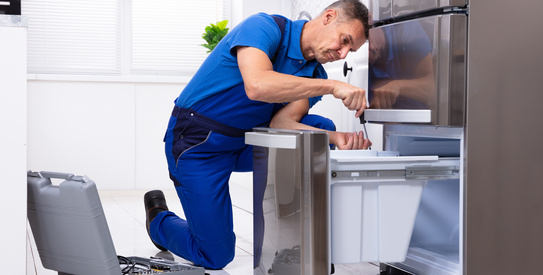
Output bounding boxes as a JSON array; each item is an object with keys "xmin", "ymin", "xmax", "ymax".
[
  {"xmin": 359, "ymin": 112, "xmax": 371, "ymax": 150},
  {"xmin": 359, "ymin": 112, "xmax": 366, "ymax": 124}
]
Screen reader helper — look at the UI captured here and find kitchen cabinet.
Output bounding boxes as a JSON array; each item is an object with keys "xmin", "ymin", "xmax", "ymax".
[{"xmin": 0, "ymin": 15, "xmax": 27, "ymax": 270}]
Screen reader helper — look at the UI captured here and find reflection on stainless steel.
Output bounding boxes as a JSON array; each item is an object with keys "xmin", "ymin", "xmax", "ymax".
[
  {"xmin": 370, "ymin": 0, "xmax": 468, "ymax": 22},
  {"xmin": 248, "ymin": 128, "xmax": 329, "ymax": 275},
  {"xmin": 368, "ymin": 14, "xmax": 466, "ymax": 126},
  {"xmin": 369, "ymin": 0, "xmax": 392, "ymax": 23},
  {"xmin": 369, "ymin": 19, "xmax": 436, "ymax": 110},
  {"xmin": 392, "ymin": 0, "xmax": 467, "ymax": 18}
]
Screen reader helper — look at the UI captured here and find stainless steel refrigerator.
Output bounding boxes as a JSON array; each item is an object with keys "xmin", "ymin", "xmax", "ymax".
[
  {"xmin": 247, "ymin": 0, "xmax": 543, "ymax": 274},
  {"xmin": 366, "ymin": 0, "xmax": 543, "ymax": 274}
]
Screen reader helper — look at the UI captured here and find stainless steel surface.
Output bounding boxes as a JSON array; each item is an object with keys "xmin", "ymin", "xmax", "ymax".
[
  {"xmin": 392, "ymin": 0, "xmax": 467, "ymax": 18},
  {"xmin": 393, "ymin": 247, "xmax": 460, "ymax": 275},
  {"xmin": 301, "ymin": 131, "xmax": 329, "ymax": 275},
  {"xmin": 465, "ymin": 0, "xmax": 543, "ymax": 274},
  {"xmin": 245, "ymin": 131, "xmax": 299, "ymax": 149},
  {"xmin": 368, "ymin": 14, "xmax": 466, "ymax": 126},
  {"xmin": 247, "ymin": 128, "xmax": 330, "ymax": 275},
  {"xmin": 378, "ymin": 0, "xmax": 543, "ymax": 273},
  {"xmin": 364, "ymin": 109, "xmax": 431, "ymax": 123},
  {"xmin": 369, "ymin": 0, "xmax": 468, "ymax": 25},
  {"xmin": 368, "ymin": 0, "xmax": 392, "ymax": 23},
  {"xmin": 331, "ymin": 161, "xmax": 459, "ymax": 181},
  {"xmin": 437, "ymin": 14, "xmax": 466, "ymax": 127},
  {"xmin": 406, "ymin": 165, "xmax": 459, "ymax": 180}
]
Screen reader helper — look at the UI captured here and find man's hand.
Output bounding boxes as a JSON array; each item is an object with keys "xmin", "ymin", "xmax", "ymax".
[
  {"xmin": 332, "ymin": 81, "xmax": 367, "ymax": 118},
  {"xmin": 330, "ymin": 131, "xmax": 372, "ymax": 150},
  {"xmin": 370, "ymin": 80, "xmax": 401, "ymax": 109}
]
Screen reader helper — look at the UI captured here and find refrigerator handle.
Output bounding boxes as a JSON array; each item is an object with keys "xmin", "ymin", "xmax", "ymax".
[{"xmin": 245, "ymin": 132, "xmax": 299, "ymax": 149}]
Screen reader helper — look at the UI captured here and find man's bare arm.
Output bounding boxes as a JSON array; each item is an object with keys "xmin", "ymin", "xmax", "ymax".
[
  {"xmin": 270, "ymin": 99, "xmax": 371, "ymax": 149},
  {"xmin": 237, "ymin": 46, "xmax": 368, "ymax": 117}
]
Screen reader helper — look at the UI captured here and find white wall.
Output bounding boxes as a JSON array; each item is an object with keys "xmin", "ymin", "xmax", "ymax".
[
  {"xmin": 27, "ymin": 80, "xmax": 182, "ymax": 190},
  {"xmin": 232, "ymin": 0, "xmax": 291, "ymax": 26}
]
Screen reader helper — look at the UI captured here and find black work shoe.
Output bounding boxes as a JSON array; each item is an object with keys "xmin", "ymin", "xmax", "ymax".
[{"xmin": 144, "ymin": 190, "xmax": 169, "ymax": 251}]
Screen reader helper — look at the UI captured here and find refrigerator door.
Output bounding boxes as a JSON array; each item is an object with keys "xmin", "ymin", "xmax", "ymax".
[
  {"xmin": 393, "ymin": 0, "xmax": 468, "ymax": 18},
  {"xmin": 247, "ymin": 128, "xmax": 330, "ymax": 275},
  {"xmin": 367, "ymin": 13, "xmax": 466, "ymax": 126}
]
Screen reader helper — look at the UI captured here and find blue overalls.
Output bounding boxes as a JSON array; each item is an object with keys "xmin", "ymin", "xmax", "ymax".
[{"xmin": 150, "ymin": 13, "xmax": 335, "ymax": 270}]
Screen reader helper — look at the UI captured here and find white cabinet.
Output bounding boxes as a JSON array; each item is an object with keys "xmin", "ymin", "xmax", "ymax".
[{"xmin": 0, "ymin": 15, "xmax": 27, "ymax": 271}]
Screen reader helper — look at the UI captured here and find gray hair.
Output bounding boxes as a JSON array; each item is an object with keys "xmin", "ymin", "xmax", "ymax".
[{"xmin": 322, "ymin": 0, "xmax": 369, "ymax": 39}]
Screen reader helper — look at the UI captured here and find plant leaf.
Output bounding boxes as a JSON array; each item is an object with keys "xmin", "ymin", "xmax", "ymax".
[
  {"xmin": 201, "ymin": 20, "xmax": 230, "ymax": 53},
  {"xmin": 217, "ymin": 20, "xmax": 228, "ymax": 30}
]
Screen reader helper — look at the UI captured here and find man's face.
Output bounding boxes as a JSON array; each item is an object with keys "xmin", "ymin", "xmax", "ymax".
[{"xmin": 314, "ymin": 18, "xmax": 366, "ymax": 64}]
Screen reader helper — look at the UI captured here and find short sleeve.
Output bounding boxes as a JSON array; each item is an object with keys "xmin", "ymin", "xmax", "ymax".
[{"xmin": 227, "ymin": 13, "xmax": 282, "ymax": 59}]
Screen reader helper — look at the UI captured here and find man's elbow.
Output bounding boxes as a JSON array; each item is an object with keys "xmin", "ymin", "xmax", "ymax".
[{"xmin": 245, "ymin": 80, "xmax": 265, "ymax": 101}]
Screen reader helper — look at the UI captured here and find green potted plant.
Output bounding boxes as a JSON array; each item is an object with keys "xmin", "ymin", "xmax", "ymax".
[{"xmin": 201, "ymin": 20, "xmax": 229, "ymax": 53}]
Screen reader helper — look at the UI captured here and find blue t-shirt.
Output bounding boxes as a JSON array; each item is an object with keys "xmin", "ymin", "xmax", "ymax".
[{"xmin": 174, "ymin": 13, "xmax": 327, "ymax": 129}]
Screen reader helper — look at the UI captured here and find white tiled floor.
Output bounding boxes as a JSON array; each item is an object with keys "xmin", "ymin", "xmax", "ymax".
[{"xmin": 26, "ymin": 172, "xmax": 379, "ymax": 275}]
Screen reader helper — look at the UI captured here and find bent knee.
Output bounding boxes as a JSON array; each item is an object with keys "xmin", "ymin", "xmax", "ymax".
[{"xmin": 198, "ymin": 234, "xmax": 236, "ymax": 269}]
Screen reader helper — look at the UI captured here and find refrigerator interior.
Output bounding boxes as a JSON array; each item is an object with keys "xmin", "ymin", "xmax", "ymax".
[{"xmin": 382, "ymin": 124, "xmax": 464, "ymax": 275}]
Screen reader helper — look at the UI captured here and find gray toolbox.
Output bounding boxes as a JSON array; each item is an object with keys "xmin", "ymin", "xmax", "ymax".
[{"xmin": 27, "ymin": 171, "xmax": 204, "ymax": 275}]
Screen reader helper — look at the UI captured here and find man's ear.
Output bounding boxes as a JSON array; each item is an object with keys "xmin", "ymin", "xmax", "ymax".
[{"xmin": 322, "ymin": 9, "xmax": 337, "ymax": 25}]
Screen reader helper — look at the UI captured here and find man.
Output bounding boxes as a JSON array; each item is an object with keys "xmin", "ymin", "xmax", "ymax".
[{"xmin": 145, "ymin": 0, "xmax": 371, "ymax": 270}]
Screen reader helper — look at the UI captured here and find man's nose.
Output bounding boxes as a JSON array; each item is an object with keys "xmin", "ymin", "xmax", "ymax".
[{"xmin": 338, "ymin": 47, "xmax": 350, "ymax": 59}]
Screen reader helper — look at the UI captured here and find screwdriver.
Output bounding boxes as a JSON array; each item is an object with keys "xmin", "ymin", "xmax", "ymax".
[{"xmin": 359, "ymin": 112, "xmax": 371, "ymax": 150}]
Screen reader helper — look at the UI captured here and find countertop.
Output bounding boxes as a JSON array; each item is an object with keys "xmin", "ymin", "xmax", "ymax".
[{"xmin": 0, "ymin": 14, "xmax": 27, "ymax": 27}]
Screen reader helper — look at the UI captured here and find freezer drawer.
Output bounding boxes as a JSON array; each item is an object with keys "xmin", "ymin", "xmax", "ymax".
[{"xmin": 329, "ymin": 150, "xmax": 460, "ymax": 264}]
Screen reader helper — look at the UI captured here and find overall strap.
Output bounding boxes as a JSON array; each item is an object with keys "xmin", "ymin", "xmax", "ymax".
[
  {"xmin": 271, "ymin": 15, "xmax": 287, "ymax": 64},
  {"xmin": 270, "ymin": 15, "xmax": 318, "ymax": 78}
]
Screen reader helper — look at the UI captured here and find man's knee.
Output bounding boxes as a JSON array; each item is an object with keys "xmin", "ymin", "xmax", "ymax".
[{"xmin": 198, "ymin": 233, "xmax": 236, "ymax": 269}]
